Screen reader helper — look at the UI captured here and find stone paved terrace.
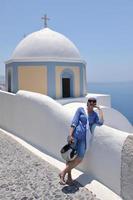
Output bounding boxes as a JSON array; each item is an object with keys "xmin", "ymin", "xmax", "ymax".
[{"xmin": 0, "ymin": 131, "xmax": 100, "ymax": 200}]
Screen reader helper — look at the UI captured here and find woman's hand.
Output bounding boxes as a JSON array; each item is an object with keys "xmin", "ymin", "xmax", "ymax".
[
  {"xmin": 94, "ymin": 105, "xmax": 104, "ymax": 121},
  {"xmin": 94, "ymin": 105, "xmax": 101, "ymax": 110},
  {"xmin": 68, "ymin": 135, "xmax": 74, "ymax": 144}
]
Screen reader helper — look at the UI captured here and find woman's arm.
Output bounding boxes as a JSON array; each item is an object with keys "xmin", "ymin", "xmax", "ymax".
[
  {"xmin": 94, "ymin": 106, "xmax": 104, "ymax": 125},
  {"xmin": 69, "ymin": 127, "xmax": 75, "ymax": 143},
  {"xmin": 69, "ymin": 107, "xmax": 82, "ymax": 143},
  {"xmin": 97, "ymin": 107, "xmax": 104, "ymax": 121}
]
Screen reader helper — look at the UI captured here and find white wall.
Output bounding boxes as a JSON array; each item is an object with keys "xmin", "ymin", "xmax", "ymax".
[
  {"xmin": 0, "ymin": 90, "xmax": 132, "ymax": 197},
  {"xmin": 100, "ymin": 106, "xmax": 133, "ymax": 133},
  {"xmin": 86, "ymin": 93, "xmax": 111, "ymax": 107},
  {"xmin": 57, "ymin": 93, "xmax": 111, "ymax": 107},
  {"xmin": 82, "ymin": 125, "xmax": 128, "ymax": 194},
  {"xmin": 0, "ymin": 91, "xmax": 16, "ymax": 132}
]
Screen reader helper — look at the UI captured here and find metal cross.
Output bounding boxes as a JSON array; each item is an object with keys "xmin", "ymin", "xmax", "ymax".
[{"xmin": 41, "ymin": 14, "xmax": 50, "ymax": 28}]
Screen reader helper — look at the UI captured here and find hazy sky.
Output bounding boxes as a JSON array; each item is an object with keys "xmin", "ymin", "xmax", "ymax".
[{"xmin": 0, "ymin": 0, "xmax": 133, "ymax": 82}]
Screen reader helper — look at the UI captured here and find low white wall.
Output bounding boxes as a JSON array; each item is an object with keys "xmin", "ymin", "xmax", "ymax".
[
  {"xmin": 82, "ymin": 125, "xmax": 128, "ymax": 194},
  {"xmin": 0, "ymin": 91, "xmax": 16, "ymax": 132},
  {"xmin": 121, "ymin": 135, "xmax": 133, "ymax": 200},
  {"xmin": 100, "ymin": 106, "xmax": 133, "ymax": 133},
  {"xmin": 0, "ymin": 90, "xmax": 132, "ymax": 197},
  {"xmin": 86, "ymin": 93, "xmax": 111, "ymax": 107},
  {"xmin": 57, "ymin": 93, "xmax": 111, "ymax": 107}
]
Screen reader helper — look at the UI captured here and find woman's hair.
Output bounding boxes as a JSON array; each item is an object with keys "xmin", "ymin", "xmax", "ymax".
[{"xmin": 87, "ymin": 97, "xmax": 97, "ymax": 106}]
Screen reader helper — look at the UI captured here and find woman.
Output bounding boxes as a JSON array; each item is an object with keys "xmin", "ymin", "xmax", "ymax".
[
  {"xmin": 59, "ymin": 97, "xmax": 104, "ymax": 185},
  {"xmin": 87, "ymin": 97, "xmax": 104, "ymax": 132}
]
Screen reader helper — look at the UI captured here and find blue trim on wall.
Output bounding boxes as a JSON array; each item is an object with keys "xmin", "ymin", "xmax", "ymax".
[
  {"xmin": 80, "ymin": 63, "xmax": 84, "ymax": 96},
  {"xmin": 6, "ymin": 61, "xmax": 86, "ymax": 98},
  {"xmin": 13, "ymin": 64, "xmax": 18, "ymax": 93},
  {"xmin": 47, "ymin": 63, "xmax": 56, "ymax": 98},
  {"xmin": 6, "ymin": 63, "xmax": 18, "ymax": 93}
]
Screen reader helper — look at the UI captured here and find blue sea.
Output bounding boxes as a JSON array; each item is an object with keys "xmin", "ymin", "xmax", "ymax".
[{"xmin": 88, "ymin": 81, "xmax": 133, "ymax": 125}]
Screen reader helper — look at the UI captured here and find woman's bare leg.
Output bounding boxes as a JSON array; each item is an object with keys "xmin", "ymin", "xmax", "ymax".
[
  {"xmin": 59, "ymin": 161, "xmax": 69, "ymax": 184},
  {"xmin": 66, "ymin": 161, "xmax": 73, "ymax": 183},
  {"xmin": 66, "ymin": 170, "xmax": 73, "ymax": 184},
  {"xmin": 59, "ymin": 157, "xmax": 82, "ymax": 184},
  {"xmin": 67, "ymin": 170, "xmax": 72, "ymax": 181}
]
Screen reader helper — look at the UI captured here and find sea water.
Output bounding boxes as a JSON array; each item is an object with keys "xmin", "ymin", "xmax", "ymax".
[{"xmin": 88, "ymin": 81, "xmax": 133, "ymax": 125}]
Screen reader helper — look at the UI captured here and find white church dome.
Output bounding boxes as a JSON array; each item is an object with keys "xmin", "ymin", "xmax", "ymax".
[{"xmin": 11, "ymin": 28, "xmax": 81, "ymax": 61}]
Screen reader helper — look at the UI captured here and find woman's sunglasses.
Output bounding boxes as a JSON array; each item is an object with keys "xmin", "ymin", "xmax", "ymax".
[{"xmin": 87, "ymin": 99, "xmax": 97, "ymax": 106}]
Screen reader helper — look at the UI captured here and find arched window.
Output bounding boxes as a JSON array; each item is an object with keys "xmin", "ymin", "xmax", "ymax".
[{"xmin": 61, "ymin": 69, "xmax": 74, "ymax": 98}]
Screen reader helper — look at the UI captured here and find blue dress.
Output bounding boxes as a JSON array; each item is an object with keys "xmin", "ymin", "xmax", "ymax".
[
  {"xmin": 88, "ymin": 111, "xmax": 104, "ymax": 131},
  {"xmin": 71, "ymin": 107, "xmax": 88, "ymax": 158},
  {"xmin": 70, "ymin": 107, "xmax": 104, "ymax": 158}
]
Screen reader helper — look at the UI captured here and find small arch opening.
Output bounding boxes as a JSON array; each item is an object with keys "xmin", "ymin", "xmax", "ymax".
[
  {"xmin": 61, "ymin": 69, "xmax": 74, "ymax": 98},
  {"xmin": 62, "ymin": 78, "xmax": 70, "ymax": 98}
]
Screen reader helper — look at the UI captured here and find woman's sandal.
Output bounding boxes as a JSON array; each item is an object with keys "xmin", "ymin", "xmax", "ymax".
[{"xmin": 59, "ymin": 173, "xmax": 66, "ymax": 185}]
